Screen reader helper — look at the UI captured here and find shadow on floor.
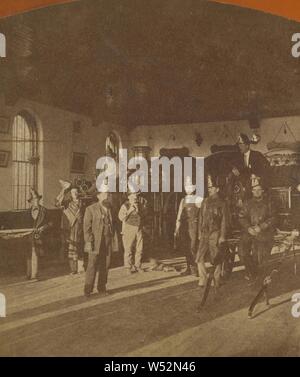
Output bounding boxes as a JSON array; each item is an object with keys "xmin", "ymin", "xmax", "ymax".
[
  {"xmin": 0, "ymin": 258, "xmax": 299, "ymax": 356},
  {"xmin": 3, "ymin": 274, "xmax": 183, "ymax": 323}
]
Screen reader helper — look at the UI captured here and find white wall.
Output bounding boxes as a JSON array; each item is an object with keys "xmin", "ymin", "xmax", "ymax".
[
  {"xmin": 0, "ymin": 98, "xmax": 128, "ymax": 210},
  {"xmin": 1, "ymin": 95, "xmax": 299, "ymax": 212},
  {"xmin": 128, "ymin": 116, "xmax": 300, "ymax": 157}
]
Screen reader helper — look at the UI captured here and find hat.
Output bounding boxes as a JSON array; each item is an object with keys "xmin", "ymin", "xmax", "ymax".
[
  {"xmin": 28, "ymin": 188, "xmax": 42, "ymax": 203},
  {"xmin": 59, "ymin": 179, "xmax": 71, "ymax": 190},
  {"xmin": 127, "ymin": 183, "xmax": 141, "ymax": 196},
  {"xmin": 236, "ymin": 133, "xmax": 251, "ymax": 145},
  {"xmin": 97, "ymin": 182, "xmax": 110, "ymax": 193}
]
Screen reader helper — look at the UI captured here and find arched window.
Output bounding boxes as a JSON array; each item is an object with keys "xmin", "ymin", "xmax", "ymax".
[{"xmin": 12, "ymin": 111, "xmax": 39, "ymax": 210}]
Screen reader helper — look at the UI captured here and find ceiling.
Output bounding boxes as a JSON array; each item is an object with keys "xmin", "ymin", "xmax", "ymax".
[{"xmin": 1, "ymin": 0, "xmax": 300, "ymax": 128}]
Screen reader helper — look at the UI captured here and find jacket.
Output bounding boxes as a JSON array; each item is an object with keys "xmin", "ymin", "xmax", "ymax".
[{"xmin": 83, "ymin": 202, "xmax": 115, "ymax": 254}]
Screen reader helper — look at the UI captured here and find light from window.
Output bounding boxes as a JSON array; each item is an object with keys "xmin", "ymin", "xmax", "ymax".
[{"xmin": 12, "ymin": 113, "xmax": 38, "ymax": 210}]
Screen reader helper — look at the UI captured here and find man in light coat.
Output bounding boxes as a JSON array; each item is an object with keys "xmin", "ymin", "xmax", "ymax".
[{"xmin": 118, "ymin": 188, "xmax": 148, "ymax": 274}]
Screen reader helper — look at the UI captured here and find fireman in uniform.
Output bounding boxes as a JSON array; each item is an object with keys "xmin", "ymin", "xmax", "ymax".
[
  {"xmin": 238, "ymin": 177, "xmax": 277, "ymax": 282},
  {"xmin": 175, "ymin": 177, "xmax": 202, "ymax": 276},
  {"xmin": 196, "ymin": 175, "xmax": 229, "ymax": 288}
]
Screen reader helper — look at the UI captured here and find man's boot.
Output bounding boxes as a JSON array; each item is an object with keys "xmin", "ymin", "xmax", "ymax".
[
  {"xmin": 190, "ymin": 265, "xmax": 199, "ymax": 277},
  {"xmin": 78, "ymin": 259, "xmax": 85, "ymax": 273},
  {"xmin": 180, "ymin": 266, "xmax": 191, "ymax": 276},
  {"xmin": 69, "ymin": 259, "xmax": 78, "ymax": 274}
]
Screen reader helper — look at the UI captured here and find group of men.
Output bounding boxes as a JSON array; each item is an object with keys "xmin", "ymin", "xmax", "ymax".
[
  {"xmin": 175, "ymin": 133, "xmax": 276, "ymax": 288},
  {"xmin": 26, "ymin": 182, "xmax": 150, "ymax": 297},
  {"xmin": 25, "ymin": 132, "xmax": 277, "ymax": 296}
]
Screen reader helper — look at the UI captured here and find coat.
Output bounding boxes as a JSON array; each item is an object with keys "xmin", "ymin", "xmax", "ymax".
[
  {"xmin": 83, "ymin": 202, "xmax": 115, "ymax": 255},
  {"xmin": 196, "ymin": 194, "xmax": 229, "ymax": 263},
  {"xmin": 238, "ymin": 196, "xmax": 277, "ymax": 242},
  {"xmin": 29, "ymin": 205, "xmax": 52, "ymax": 250},
  {"xmin": 235, "ymin": 150, "xmax": 271, "ymax": 183},
  {"xmin": 118, "ymin": 197, "xmax": 148, "ymax": 233}
]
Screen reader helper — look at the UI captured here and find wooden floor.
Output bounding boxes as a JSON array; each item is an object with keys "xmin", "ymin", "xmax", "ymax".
[{"xmin": 0, "ymin": 255, "xmax": 300, "ymax": 357}]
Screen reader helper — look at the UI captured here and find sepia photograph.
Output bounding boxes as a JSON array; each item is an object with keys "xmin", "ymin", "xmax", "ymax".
[{"xmin": 0, "ymin": 0, "xmax": 300, "ymax": 361}]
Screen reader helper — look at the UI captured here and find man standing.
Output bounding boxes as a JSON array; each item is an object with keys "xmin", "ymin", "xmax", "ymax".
[
  {"xmin": 238, "ymin": 179, "xmax": 277, "ymax": 282},
  {"xmin": 27, "ymin": 188, "xmax": 52, "ymax": 280},
  {"xmin": 118, "ymin": 188, "xmax": 148, "ymax": 274},
  {"xmin": 83, "ymin": 184, "xmax": 115, "ymax": 297},
  {"xmin": 56, "ymin": 183, "xmax": 85, "ymax": 274},
  {"xmin": 196, "ymin": 175, "xmax": 229, "ymax": 288},
  {"xmin": 175, "ymin": 179, "xmax": 202, "ymax": 277}
]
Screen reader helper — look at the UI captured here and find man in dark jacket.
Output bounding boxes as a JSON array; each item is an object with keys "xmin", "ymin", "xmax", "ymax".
[
  {"xmin": 231, "ymin": 133, "xmax": 270, "ymax": 197},
  {"xmin": 83, "ymin": 184, "xmax": 115, "ymax": 297},
  {"xmin": 238, "ymin": 178, "xmax": 277, "ymax": 282},
  {"xmin": 196, "ymin": 175, "xmax": 229, "ymax": 288},
  {"xmin": 27, "ymin": 188, "xmax": 52, "ymax": 280}
]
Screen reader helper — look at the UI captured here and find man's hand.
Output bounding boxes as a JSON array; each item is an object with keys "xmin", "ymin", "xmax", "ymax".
[
  {"xmin": 248, "ymin": 227, "xmax": 257, "ymax": 236},
  {"xmin": 129, "ymin": 204, "xmax": 137, "ymax": 213},
  {"xmin": 237, "ymin": 199, "xmax": 243, "ymax": 208},
  {"xmin": 253, "ymin": 225, "xmax": 261, "ymax": 234},
  {"xmin": 218, "ymin": 236, "xmax": 226, "ymax": 245},
  {"xmin": 232, "ymin": 167, "xmax": 240, "ymax": 177}
]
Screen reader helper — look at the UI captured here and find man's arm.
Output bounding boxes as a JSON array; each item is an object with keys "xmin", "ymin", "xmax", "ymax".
[
  {"xmin": 38, "ymin": 208, "xmax": 53, "ymax": 233},
  {"xmin": 259, "ymin": 199, "xmax": 277, "ymax": 231},
  {"xmin": 174, "ymin": 198, "xmax": 184, "ymax": 234},
  {"xmin": 238, "ymin": 202, "xmax": 251, "ymax": 230},
  {"xmin": 83, "ymin": 207, "xmax": 94, "ymax": 252},
  {"xmin": 118, "ymin": 203, "xmax": 135, "ymax": 223},
  {"xmin": 219, "ymin": 202, "xmax": 229, "ymax": 241},
  {"xmin": 197, "ymin": 200, "xmax": 205, "ymax": 239},
  {"xmin": 254, "ymin": 152, "xmax": 271, "ymax": 183},
  {"xmin": 55, "ymin": 188, "xmax": 70, "ymax": 209}
]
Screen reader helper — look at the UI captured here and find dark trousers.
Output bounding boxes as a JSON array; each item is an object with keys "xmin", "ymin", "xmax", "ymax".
[
  {"xmin": 180, "ymin": 226, "xmax": 197, "ymax": 269},
  {"xmin": 84, "ymin": 238, "xmax": 111, "ymax": 294},
  {"xmin": 238, "ymin": 233, "xmax": 273, "ymax": 277},
  {"xmin": 196, "ymin": 231, "xmax": 222, "ymax": 286},
  {"xmin": 185, "ymin": 236, "xmax": 197, "ymax": 268}
]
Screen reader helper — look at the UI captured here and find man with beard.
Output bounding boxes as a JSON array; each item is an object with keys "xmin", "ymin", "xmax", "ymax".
[{"xmin": 83, "ymin": 184, "xmax": 115, "ymax": 297}]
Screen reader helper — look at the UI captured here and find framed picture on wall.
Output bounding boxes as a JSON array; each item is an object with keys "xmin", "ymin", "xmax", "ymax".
[
  {"xmin": 0, "ymin": 150, "xmax": 10, "ymax": 167},
  {"xmin": 71, "ymin": 152, "xmax": 87, "ymax": 174},
  {"xmin": 0, "ymin": 117, "xmax": 10, "ymax": 134}
]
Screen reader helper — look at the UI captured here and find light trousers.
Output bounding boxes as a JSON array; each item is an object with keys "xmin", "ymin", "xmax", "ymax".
[{"xmin": 122, "ymin": 224, "xmax": 143, "ymax": 269}]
